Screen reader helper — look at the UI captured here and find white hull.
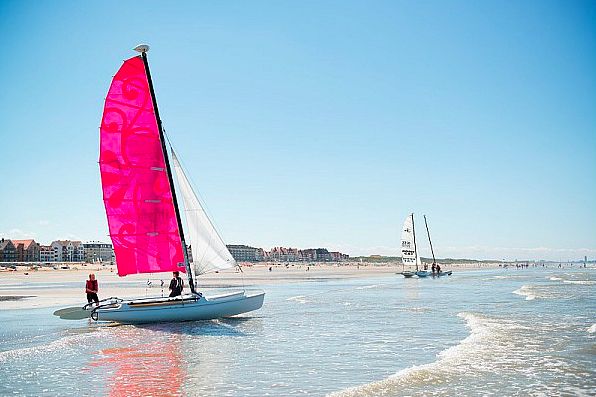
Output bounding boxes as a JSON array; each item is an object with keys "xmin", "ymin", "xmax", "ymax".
[{"xmin": 91, "ymin": 290, "xmax": 264, "ymax": 324}]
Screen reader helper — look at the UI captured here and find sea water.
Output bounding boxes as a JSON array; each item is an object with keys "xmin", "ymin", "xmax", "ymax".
[{"xmin": 0, "ymin": 267, "xmax": 594, "ymax": 396}]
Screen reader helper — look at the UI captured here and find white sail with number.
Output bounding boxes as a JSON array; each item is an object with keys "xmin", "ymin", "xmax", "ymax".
[
  {"xmin": 401, "ymin": 213, "xmax": 417, "ymax": 267},
  {"xmin": 171, "ymin": 150, "xmax": 236, "ymax": 276}
]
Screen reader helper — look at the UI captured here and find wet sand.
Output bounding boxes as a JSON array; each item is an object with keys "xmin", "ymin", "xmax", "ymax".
[{"xmin": 0, "ymin": 262, "xmax": 501, "ymax": 310}]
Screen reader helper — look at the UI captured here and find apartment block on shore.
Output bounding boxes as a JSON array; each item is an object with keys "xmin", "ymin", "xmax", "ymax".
[
  {"xmin": 226, "ymin": 244, "xmax": 349, "ymax": 263},
  {"xmin": 0, "ymin": 238, "xmax": 115, "ymax": 264}
]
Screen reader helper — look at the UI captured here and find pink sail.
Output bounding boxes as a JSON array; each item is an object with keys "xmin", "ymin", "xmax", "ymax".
[{"xmin": 99, "ymin": 56, "xmax": 184, "ymax": 276}]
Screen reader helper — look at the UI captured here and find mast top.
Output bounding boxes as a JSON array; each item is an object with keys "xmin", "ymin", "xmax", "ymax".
[{"xmin": 133, "ymin": 44, "xmax": 150, "ymax": 53}]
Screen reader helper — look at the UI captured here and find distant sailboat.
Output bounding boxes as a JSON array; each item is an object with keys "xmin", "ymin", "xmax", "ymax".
[{"xmin": 55, "ymin": 45, "xmax": 264, "ymax": 324}]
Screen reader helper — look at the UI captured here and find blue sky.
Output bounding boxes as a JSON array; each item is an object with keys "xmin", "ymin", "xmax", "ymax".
[{"xmin": 0, "ymin": 0, "xmax": 594, "ymax": 260}]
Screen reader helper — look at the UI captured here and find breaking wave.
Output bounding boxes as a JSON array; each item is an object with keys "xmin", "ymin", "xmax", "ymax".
[
  {"xmin": 286, "ymin": 295, "xmax": 310, "ymax": 304},
  {"xmin": 355, "ymin": 284, "xmax": 380, "ymax": 290},
  {"xmin": 513, "ymin": 285, "xmax": 536, "ymax": 300},
  {"xmin": 328, "ymin": 312, "xmax": 532, "ymax": 397},
  {"xmin": 562, "ymin": 280, "xmax": 596, "ymax": 286}
]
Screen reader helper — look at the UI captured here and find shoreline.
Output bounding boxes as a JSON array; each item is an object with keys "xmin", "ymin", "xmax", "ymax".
[{"xmin": 0, "ymin": 262, "xmax": 504, "ymax": 310}]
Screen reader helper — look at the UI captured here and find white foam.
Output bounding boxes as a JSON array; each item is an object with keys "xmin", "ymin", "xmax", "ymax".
[
  {"xmin": 587, "ymin": 324, "xmax": 596, "ymax": 334},
  {"xmin": 562, "ymin": 280, "xmax": 595, "ymax": 285},
  {"xmin": 286, "ymin": 295, "xmax": 309, "ymax": 304},
  {"xmin": 513, "ymin": 285, "xmax": 536, "ymax": 300},
  {"xmin": 355, "ymin": 284, "xmax": 380, "ymax": 290},
  {"xmin": 328, "ymin": 312, "xmax": 509, "ymax": 396},
  {"xmin": 549, "ymin": 276, "xmax": 562, "ymax": 281}
]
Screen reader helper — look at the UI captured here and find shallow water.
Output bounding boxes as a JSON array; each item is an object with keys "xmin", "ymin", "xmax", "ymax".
[{"xmin": 0, "ymin": 267, "xmax": 594, "ymax": 396}]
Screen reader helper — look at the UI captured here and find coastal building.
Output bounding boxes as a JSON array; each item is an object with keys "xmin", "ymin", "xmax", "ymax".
[
  {"xmin": 300, "ymin": 249, "xmax": 316, "ymax": 262},
  {"xmin": 227, "ymin": 245, "xmax": 260, "ymax": 262},
  {"xmin": 51, "ymin": 240, "xmax": 85, "ymax": 262},
  {"xmin": 330, "ymin": 251, "xmax": 349, "ymax": 262},
  {"xmin": 269, "ymin": 247, "xmax": 300, "ymax": 262},
  {"xmin": 11, "ymin": 239, "xmax": 40, "ymax": 262},
  {"xmin": 83, "ymin": 241, "xmax": 114, "ymax": 263},
  {"xmin": 39, "ymin": 245, "xmax": 56, "ymax": 262},
  {"xmin": 314, "ymin": 248, "xmax": 332, "ymax": 262},
  {"xmin": 255, "ymin": 248, "xmax": 265, "ymax": 262},
  {"xmin": 187, "ymin": 245, "xmax": 193, "ymax": 263},
  {"xmin": 0, "ymin": 239, "xmax": 17, "ymax": 262}
]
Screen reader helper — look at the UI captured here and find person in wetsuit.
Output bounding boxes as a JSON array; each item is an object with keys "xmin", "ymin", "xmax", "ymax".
[
  {"xmin": 86, "ymin": 273, "xmax": 99, "ymax": 304},
  {"xmin": 169, "ymin": 271, "xmax": 184, "ymax": 297}
]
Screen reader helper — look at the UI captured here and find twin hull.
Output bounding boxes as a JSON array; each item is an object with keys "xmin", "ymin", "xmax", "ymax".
[{"xmin": 93, "ymin": 290, "xmax": 265, "ymax": 324}]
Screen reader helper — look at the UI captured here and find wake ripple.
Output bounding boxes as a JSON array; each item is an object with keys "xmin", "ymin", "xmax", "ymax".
[{"xmin": 0, "ymin": 329, "xmax": 103, "ymax": 363}]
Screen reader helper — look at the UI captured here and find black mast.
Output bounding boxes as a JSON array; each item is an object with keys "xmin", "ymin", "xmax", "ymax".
[
  {"xmin": 411, "ymin": 213, "xmax": 419, "ymax": 272},
  {"xmin": 424, "ymin": 215, "xmax": 436, "ymax": 266},
  {"xmin": 139, "ymin": 48, "xmax": 196, "ymax": 294}
]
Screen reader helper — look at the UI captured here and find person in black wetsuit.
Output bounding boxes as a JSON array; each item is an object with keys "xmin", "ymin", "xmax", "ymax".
[{"xmin": 169, "ymin": 271, "xmax": 184, "ymax": 297}]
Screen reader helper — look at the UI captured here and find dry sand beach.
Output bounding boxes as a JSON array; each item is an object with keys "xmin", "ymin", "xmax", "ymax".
[{"xmin": 0, "ymin": 262, "xmax": 501, "ymax": 310}]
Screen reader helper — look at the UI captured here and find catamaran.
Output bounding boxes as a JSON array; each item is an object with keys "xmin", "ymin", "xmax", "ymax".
[{"xmin": 55, "ymin": 44, "xmax": 264, "ymax": 324}]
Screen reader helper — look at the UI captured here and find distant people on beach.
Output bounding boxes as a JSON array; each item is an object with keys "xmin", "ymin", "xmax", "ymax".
[
  {"xmin": 169, "ymin": 271, "xmax": 184, "ymax": 297},
  {"xmin": 85, "ymin": 273, "xmax": 99, "ymax": 304}
]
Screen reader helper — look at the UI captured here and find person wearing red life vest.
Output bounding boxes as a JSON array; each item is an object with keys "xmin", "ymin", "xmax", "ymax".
[{"xmin": 85, "ymin": 274, "xmax": 99, "ymax": 304}]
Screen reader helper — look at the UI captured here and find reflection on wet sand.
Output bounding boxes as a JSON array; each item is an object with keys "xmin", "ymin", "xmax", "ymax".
[{"xmin": 88, "ymin": 333, "xmax": 183, "ymax": 397}]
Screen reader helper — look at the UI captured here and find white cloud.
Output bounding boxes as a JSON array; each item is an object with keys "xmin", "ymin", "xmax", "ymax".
[{"xmin": 0, "ymin": 228, "xmax": 37, "ymax": 240}]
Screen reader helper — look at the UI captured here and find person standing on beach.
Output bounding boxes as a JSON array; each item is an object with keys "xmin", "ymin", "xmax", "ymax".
[
  {"xmin": 85, "ymin": 274, "xmax": 99, "ymax": 304},
  {"xmin": 169, "ymin": 271, "xmax": 184, "ymax": 297}
]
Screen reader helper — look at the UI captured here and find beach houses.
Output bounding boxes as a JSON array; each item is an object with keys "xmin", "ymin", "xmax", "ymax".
[
  {"xmin": 227, "ymin": 245, "xmax": 261, "ymax": 262},
  {"xmin": 11, "ymin": 239, "xmax": 40, "ymax": 262},
  {"xmin": 50, "ymin": 240, "xmax": 85, "ymax": 262},
  {"xmin": 83, "ymin": 241, "xmax": 114, "ymax": 263},
  {"xmin": 0, "ymin": 238, "xmax": 17, "ymax": 262}
]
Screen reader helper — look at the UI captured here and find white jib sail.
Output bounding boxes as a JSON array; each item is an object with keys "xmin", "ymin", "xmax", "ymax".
[
  {"xmin": 172, "ymin": 150, "xmax": 237, "ymax": 276},
  {"xmin": 401, "ymin": 214, "xmax": 417, "ymax": 267}
]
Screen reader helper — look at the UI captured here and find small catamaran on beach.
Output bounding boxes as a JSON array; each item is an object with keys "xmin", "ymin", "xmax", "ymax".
[
  {"xmin": 54, "ymin": 45, "xmax": 264, "ymax": 324},
  {"xmin": 399, "ymin": 213, "xmax": 451, "ymax": 278}
]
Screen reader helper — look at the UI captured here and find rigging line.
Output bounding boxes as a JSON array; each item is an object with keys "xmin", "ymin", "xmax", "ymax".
[
  {"xmin": 163, "ymin": 129, "xmax": 216, "ymax": 270},
  {"xmin": 165, "ymin": 134, "xmax": 237, "ymax": 286},
  {"xmin": 239, "ymin": 264, "xmax": 245, "ymax": 291},
  {"xmin": 164, "ymin": 130, "xmax": 234, "ymax": 259}
]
